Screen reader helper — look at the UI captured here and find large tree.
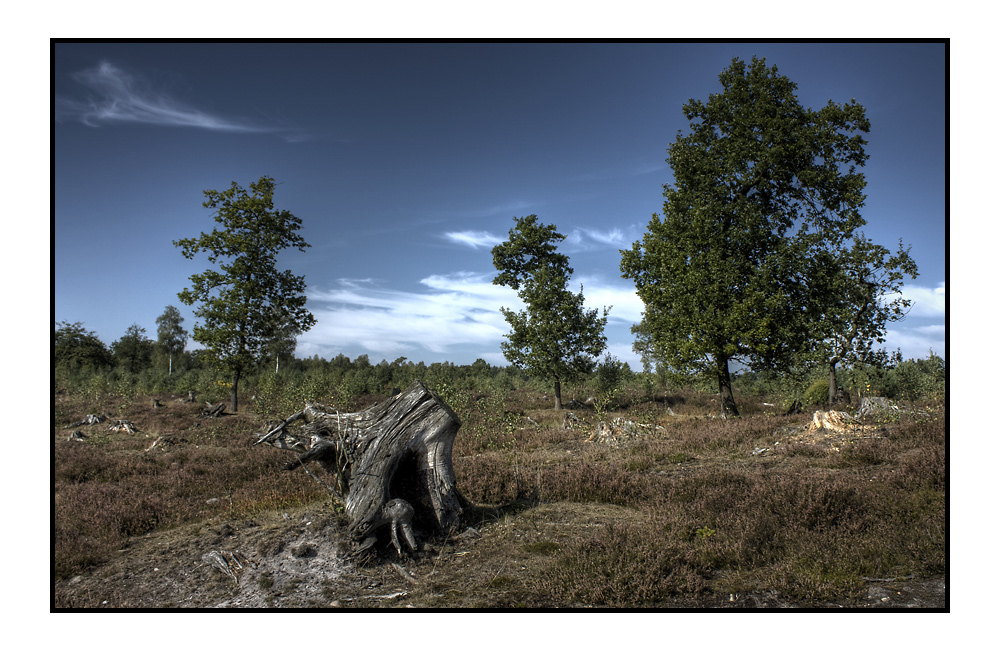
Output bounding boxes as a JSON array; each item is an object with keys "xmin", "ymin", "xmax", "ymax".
[
  {"xmin": 621, "ymin": 57, "xmax": 871, "ymax": 417},
  {"xmin": 492, "ymin": 215, "xmax": 609, "ymax": 410},
  {"xmin": 155, "ymin": 305, "xmax": 188, "ymax": 375},
  {"xmin": 175, "ymin": 176, "xmax": 316, "ymax": 413},
  {"xmin": 810, "ymin": 236, "xmax": 918, "ymax": 404}
]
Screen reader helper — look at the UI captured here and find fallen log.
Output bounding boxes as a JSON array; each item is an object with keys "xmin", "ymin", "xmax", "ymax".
[{"xmin": 255, "ymin": 381, "xmax": 472, "ymax": 556}]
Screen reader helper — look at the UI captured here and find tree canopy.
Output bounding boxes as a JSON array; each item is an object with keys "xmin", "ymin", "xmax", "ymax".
[
  {"xmin": 111, "ymin": 324, "xmax": 155, "ymax": 374},
  {"xmin": 54, "ymin": 321, "xmax": 113, "ymax": 371},
  {"xmin": 621, "ymin": 56, "xmax": 873, "ymax": 416},
  {"xmin": 492, "ymin": 215, "xmax": 609, "ymax": 409},
  {"xmin": 175, "ymin": 176, "xmax": 316, "ymax": 412}
]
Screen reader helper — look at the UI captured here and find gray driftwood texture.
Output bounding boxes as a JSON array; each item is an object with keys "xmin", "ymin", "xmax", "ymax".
[{"xmin": 255, "ymin": 381, "xmax": 467, "ymax": 555}]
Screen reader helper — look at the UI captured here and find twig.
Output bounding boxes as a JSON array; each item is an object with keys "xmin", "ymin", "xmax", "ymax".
[
  {"xmin": 296, "ymin": 458, "xmax": 344, "ymax": 505},
  {"xmin": 392, "ymin": 562, "xmax": 418, "ymax": 584},
  {"xmin": 342, "ymin": 591, "xmax": 409, "ymax": 602},
  {"xmin": 255, "ymin": 410, "xmax": 306, "ymax": 446}
]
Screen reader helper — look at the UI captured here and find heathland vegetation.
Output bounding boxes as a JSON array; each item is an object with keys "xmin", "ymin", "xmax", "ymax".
[{"xmin": 53, "ymin": 347, "xmax": 945, "ymax": 608}]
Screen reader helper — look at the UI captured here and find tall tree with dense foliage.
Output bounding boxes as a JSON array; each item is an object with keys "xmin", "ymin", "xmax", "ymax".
[
  {"xmin": 111, "ymin": 323, "xmax": 155, "ymax": 374},
  {"xmin": 810, "ymin": 236, "xmax": 918, "ymax": 404},
  {"xmin": 492, "ymin": 215, "xmax": 609, "ymax": 409},
  {"xmin": 155, "ymin": 305, "xmax": 188, "ymax": 375},
  {"xmin": 54, "ymin": 321, "xmax": 113, "ymax": 371},
  {"xmin": 175, "ymin": 176, "xmax": 316, "ymax": 412},
  {"xmin": 621, "ymin": 57, "xmax": 872, "ymax": 417}
]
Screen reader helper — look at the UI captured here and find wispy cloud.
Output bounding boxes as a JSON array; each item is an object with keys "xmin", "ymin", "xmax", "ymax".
[
  {"xmin": 297, "ymin": 272, "xmax": 644, "ymax": 362},
  {"xmin": 576, "ymin": 161, "xmax": 667, "ymax": 182},
  {"xmin": 56, "ymin": 61, "xmax": 303, "ymax": 140},
  {"xmin": 443, "ymin": 225, "xmax": 640, "ymax": 253},
  {"xmin": 299, "ymin": 273, "xmax": 521, "ymax": 359},
  {"xmin": 442, "ymin": 231, "xmax": 504, "ymax": 249},
  {"xmin": 564, "ymin": 225, "xmax": 642, "ymax": 252}
]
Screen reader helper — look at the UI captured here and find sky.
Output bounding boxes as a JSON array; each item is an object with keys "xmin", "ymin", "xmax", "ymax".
[{"xmin": 53, "ymin": 41, "xmax": 947, "ymax": 370}]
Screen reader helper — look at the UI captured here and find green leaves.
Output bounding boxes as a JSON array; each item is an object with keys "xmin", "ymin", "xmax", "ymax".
[
  {"xmin": 622, "ymin": 56, "xmax": 879, "ymax": 391},
  {"xmin": 174, "ymin": 176, "xmax": 316, "ymax": 403},
  {"xmin": 492, "ymin": 216, "xmax": 609, "ymax": 394}
]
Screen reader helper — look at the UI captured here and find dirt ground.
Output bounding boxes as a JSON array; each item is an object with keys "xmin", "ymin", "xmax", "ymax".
[{"xmin": 53, "ymin": 498, "xmax": 945, "ymax": 610}]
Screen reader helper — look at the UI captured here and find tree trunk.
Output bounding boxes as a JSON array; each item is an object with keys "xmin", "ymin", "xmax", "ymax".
[
  {"xmin": 255, "ymin": 381, "xmax": 471, "ymax": 555},
  {"xmin": 715, "ymin": 354, "xmax": 739, "ymax": 418},
  {"xmin": 231, "ymin": 370, "xmax": 240, "ymax": 414},
  {"xmin": 169, "ymin": 352, "xmax": 173, "ymax": 376},
  {"xmin": 828, "ymin": 358, "xmax": 838, "ymax": 406},
  {"xmin": 553, "ymin": 378, "xmax": 563, "ymax": 410}
]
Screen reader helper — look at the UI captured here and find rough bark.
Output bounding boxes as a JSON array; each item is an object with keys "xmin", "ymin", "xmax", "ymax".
[
  {"xmin": 255, "ymin": 380, "xmax": 469, "ymax": 555},
  {"xmin": 716, "ymin": 354, "xmax": 739, "ymax": 418}
]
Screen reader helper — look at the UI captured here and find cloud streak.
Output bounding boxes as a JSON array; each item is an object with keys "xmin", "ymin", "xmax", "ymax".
[
  {"xmin": 299, "ymin": 273, "xmax": 521, "ymax": 359},
  {"xmin": 56, "ymin": 61, "xmax": 299, "ymax": 138},
  {"xmin": 443, "ymin": 225, "xmax": 641, "ymax": 253},
  {"xmin": 297, "ymin": 272, "xmax": 644, "ymax": 362},
  {"xmin": 442, "ymin": 231, "xmax": 505, "ymax": 249}
]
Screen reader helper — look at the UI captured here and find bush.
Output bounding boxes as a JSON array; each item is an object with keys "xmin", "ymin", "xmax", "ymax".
[{"xmin": 803, "ymin": 379, "xmax": 830, "ymax": 406}]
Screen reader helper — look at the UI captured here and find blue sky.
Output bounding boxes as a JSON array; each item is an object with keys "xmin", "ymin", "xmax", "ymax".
[{"xmin": 54, "ymin": 41, "xmax": 946, "ymax": 369}]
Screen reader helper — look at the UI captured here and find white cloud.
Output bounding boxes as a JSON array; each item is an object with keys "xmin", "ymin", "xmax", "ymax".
[
  {"xmin": 884, "ymin": 282, "xmax": 946, "ymax": 318},
  {"xmin": 564, "ymin": 225, "xmax": 643, "ymax": 252},
  {"xmin": 575, "ymin": 276, "xmax": 644, "ymax": 324},
  {"xmin": 299, "ymin": 272, "xmax": 645, "ymax": 363},
  {"xmin": 300, "ymin": 273, "xmax": 521, "ymax": 359},
  {"xmin": 57, "ymin": 61, "xmax": 301, "ymax": 139},
  {"xmin": 883, "ymin": 323, "xmax": 946, "ymax": 360},
  {"xmin": 442, "ymin": 231, "xmax": 504, "ymax": 249}
]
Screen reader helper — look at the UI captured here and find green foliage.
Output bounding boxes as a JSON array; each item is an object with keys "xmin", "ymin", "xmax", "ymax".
[
  {"xmin": 809, "ymin": 238, "xmax": 918, "ymax": 368},
  {"xmin": 155, "ymin": 305, "xmax": 188, "ymax": 375},
  {"xmin": 111, "ymin": 323, "xmax": 155, "ymax": 374},
  {"xmin": 622, "ymin": 57, "xmax": 872, "ymax": 416},
  {"xmin": 492, "ymin": 215, "xmax": 609, "ymax": 408},
  {"xmin": 803, "ymin": 379, "xmax": 831, "ymax": 406},
  {"xmin": 174, "ymin": 176, "xmax": 317, "ymax": 412},
  {"xmin": 54, "ymin": 321, "xmax": 113, "ymax": 372}
]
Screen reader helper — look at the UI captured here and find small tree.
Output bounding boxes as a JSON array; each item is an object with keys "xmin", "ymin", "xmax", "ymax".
[
  {"xmin": 111, "ymin": 324, "xmax": 155, "ymax": 374},
  {"xmin": 621, "ymin": 57, "xmax": 871, "ymax": 417},
  {"xmin": 810, "ymin": 236, "xmax": 918, "ymax": 404},
  {"xmin": 260, "ymin": 304, "xmax": 299, "ymax": 374},
  {"xmin": 175, "ymin": 176, "xmax": 316, "ymax": 413},
  {"xmin": 155, "ymin": 305, "xmax": 188, "ymax": 375},
  {"xmin": 492, "ymin": 215, "xmax": 609, "ymax": 409}
]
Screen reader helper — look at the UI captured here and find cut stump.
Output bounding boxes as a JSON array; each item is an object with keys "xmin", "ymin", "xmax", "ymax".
[{"xmin": 255, "ymin": 381, "xmax": 471, "ymax": 556}]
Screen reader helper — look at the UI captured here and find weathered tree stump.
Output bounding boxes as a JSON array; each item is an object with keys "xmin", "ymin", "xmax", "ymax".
[
  {"xmin": 202, "ymin": 402, "xmax": 226, "ymax": 418},
  {"xmin": 255, "ymin": 381, "xmax": 471, "ymax": 556}
]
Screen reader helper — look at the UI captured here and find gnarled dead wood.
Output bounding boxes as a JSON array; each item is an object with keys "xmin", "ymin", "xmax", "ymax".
[
  {"xmin": 201, "ymin": 402, "xmax": 226, "ymax": 418},
  {"xmin": 256, "ymin": 381, "xmax": 472, "ymax": 556}
]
